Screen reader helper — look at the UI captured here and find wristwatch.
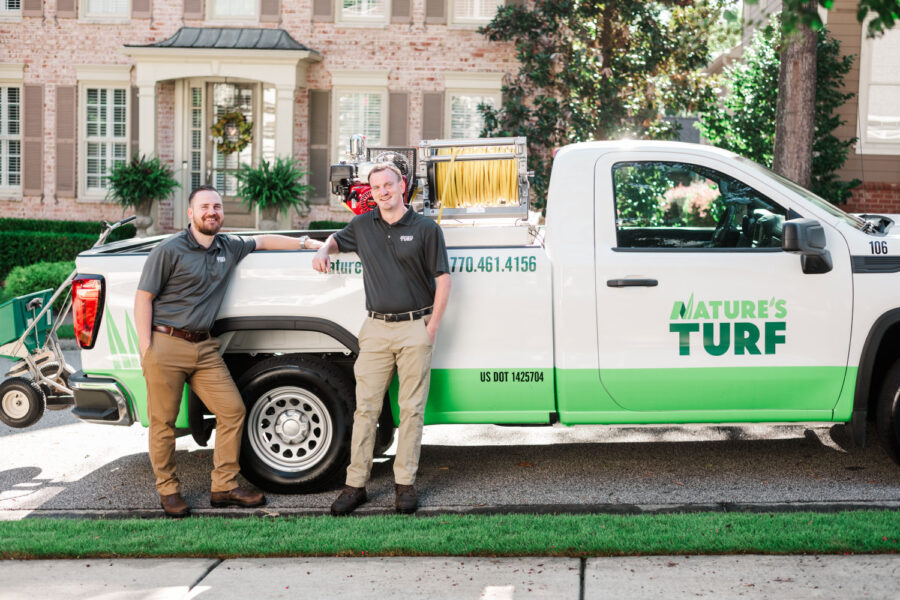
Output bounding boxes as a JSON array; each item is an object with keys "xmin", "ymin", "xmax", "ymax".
[{"xmin": 298, "ymin": 235, "xmax": 310, "ymax": 249}]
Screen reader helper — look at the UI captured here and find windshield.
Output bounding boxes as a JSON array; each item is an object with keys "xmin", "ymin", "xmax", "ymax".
[{"xmin": 733, "ymin": 156, "xmax": 866, "ymax": 230}]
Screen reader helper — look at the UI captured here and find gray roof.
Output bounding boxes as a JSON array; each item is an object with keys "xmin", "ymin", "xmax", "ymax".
[{"xmin": 129, "ymin": 27, "xmax": 318, "ymax": 53}]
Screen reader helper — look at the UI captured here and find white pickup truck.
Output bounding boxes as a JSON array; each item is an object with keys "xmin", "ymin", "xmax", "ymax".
[{"xmin": 67, "ymin": 140, "xmax": 900, "ymax": 493}]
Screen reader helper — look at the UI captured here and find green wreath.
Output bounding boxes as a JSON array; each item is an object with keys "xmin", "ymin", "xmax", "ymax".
[{"xmin": 210, "ymin": 110, "xmax": 253, "ymax": 155}]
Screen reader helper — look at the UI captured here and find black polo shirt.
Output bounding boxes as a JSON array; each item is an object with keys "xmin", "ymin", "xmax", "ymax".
[
  {"xmin": 333, "ymin": 207, "xmax": 449, "ymax": 314},
  {"xmin": 138, "ymin": 226, "xmax": 256, "ymax": 331}
]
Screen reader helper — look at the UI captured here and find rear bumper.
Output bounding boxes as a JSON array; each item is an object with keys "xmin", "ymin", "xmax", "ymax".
[{"xmin": 70, "ymin": 370, "xmax": 133, "ymax": 426}]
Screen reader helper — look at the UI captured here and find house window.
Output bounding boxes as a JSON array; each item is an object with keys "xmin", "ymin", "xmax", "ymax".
[
  {"xmin": 448, "ymin": 93, "xmax": 498, "ymax": 139},
  {"xmin": 1, "ymin": 0, "xmax": 21, "ymax": 16},
  {"xmin": 858, "ymin": 25, "xmax": 900, "ymax": 155},
  {"xmin": 210, "ymin": 0, "xmax": 257, "ymax": 20},
  {"xmin": 83, "ymin": 87, "xmax": 128, "ymax": 193},
  {"xmin": 336, "ymin": 0, "xmax": 388, "ymax": 24},
  {"xmin": 82, "ymin": 0, "xmax": 130, "ymax": 18},
  {"xmin": 449, "ymin": 0, "xmax": 501, "ymax": 25},
  {"xmin": 334, "ymin": 90, "xmax": 385, "ymax": 160},
  {"xmin": 0, "ymin": 86, "xmax": 21, "ymax": 190}
]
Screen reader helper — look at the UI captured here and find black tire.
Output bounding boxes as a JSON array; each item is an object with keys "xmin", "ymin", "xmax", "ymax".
[
  {"xmin": 0, "ymin": 377, "xmax": 46, "ymax": 428},
  {"xmin": 37, "ymin": 362, "xmax": 74, "ymax": 409},
  {"xmin": 373, "ymin": 400, "xmax": 396, "ymax": 456},
  {"xmin": 237, "ymin": 355, "xmax": 354, "ymax": 493},
  {"xmin": 876, "ymin": 359, "xmax": 900, "ymax": 464}
]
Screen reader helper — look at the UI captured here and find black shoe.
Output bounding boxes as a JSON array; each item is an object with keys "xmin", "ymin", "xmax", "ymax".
[
  {"xmin": 395, "ymin": 484, "xmax": 418, "ymax": 514},
  {"xmin": 330, "ymin": 485, "xmax": 367, "ymax": 516}
]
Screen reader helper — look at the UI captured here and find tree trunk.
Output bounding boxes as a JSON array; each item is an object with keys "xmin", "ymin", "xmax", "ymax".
[{"xmin": 772, "ymin": 8, "xmax": 817, "ymax": 188}]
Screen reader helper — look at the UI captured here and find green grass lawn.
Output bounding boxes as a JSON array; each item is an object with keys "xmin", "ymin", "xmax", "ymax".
[
  {"xmin": 1, "ymin": 511, "xmax": 897, "ymax": 559},
  {"xmin": 55, "ymin": 323, "xmax": 74, "ymax": 339}
]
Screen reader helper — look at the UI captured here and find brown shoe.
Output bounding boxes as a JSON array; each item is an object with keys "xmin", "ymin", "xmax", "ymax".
[
  {"xmin": 160, "ymin": 492, "xmax": 191, "ymax": 518},
  {"xmin": 395, "ymin": 484, "xmax": 418, "ymax": 514},
  {"xmin": 210, "ymin": 487, "xmax": 266, "ymax": 508},
  {"xmin": 330, "ymin": 485, "xmax": 367, "ymax": 516}
]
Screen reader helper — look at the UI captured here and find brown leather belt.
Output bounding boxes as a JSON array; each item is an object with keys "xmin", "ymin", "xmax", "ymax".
[
  {"xmin": 368, "ymin": 306, "xmax": 433, "ymax": 322},
  {"xmin": 152, "ymin": 325, "xmax": 210, "ymax": 343}
]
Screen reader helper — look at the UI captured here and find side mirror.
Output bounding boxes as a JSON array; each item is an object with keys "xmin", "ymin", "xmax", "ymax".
[{"xmin": 782, "ymin": 218, "xmax": 832, "ymax": 274}]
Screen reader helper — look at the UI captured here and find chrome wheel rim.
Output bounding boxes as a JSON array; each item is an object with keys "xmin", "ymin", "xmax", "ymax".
[
  {"xmin": 247, "ymin": 385, "xmax": 333, "ymax": 472},
  {"xmin": 2, "ymin": 389, "xmax": 30, "ymax": 420}
]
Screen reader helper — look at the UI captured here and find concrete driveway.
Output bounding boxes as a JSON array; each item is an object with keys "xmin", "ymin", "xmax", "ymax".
[{"xmin": 2, "ymin": 351, "xmax": 900, "ymax": 519}]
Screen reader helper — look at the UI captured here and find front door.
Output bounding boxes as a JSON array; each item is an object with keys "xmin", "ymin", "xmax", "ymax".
[
  {"xmin": 185, "ymin": 80, "xmax": 276, "ymax": 229},
  {"xmin": 593, "ymin": 151, "xmax": 853, "ymax": 420}
]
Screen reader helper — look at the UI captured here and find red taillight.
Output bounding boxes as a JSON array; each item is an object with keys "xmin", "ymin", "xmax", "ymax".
[{"xmin": 71, "ymin": 275, "xmax": 105, "ymax": 349}]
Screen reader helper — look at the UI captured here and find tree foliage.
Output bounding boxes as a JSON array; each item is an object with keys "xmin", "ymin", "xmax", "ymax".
[
  {"xmin": 699, "ymin": 18, "xmax": 860, "ymax": 204},
  {"xmin": 479, "ymin": 0, "xmax": 726, "ymax": 211},
  {"xmin": 755, "ymin": 0, "xmax": 900, "ymax": 36}
]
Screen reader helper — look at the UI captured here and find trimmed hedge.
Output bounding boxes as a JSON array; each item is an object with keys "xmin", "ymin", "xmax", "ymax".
[
  {"xmin": 0, "ymin": 218, "xmax": 136, "ymax": 242},
  {"xmin": 0, "ymin": 218, "xmax": 134, "ymax": 283},
  {"xmin": 0, "ymin": 231, "xmax": 95, "ymax": 284},
  {"xmin": 1, "ymin": 260, "xmax": 74, "ymax": 310},
  {"xmin": 309, "ymin": 220, "xmax": 349, "ymax": 230}
]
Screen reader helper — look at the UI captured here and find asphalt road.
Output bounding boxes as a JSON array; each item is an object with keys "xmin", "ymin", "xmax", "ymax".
[{"xmin": 2, "ymin": 350, "xmax": 899, "ymax": 519}]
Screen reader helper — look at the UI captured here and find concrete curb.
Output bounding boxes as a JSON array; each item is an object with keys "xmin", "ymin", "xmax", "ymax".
[{"xmin": 4, "ymin": 500, "xmax": 900, "ymax": 520}]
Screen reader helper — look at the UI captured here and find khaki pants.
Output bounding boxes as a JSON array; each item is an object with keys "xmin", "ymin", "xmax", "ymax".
[
  {"xmin": 346, "ymin": 316, "xmax": 434, "ymax": 488},
  {"xmin": 141, "ymin": 331, "xmax": 246, "ymax": 495}
]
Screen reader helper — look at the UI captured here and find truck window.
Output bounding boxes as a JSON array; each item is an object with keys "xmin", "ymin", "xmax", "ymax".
[{"xmin": 612, "ymin": 161, "xmax": 787, "ymax": 250}]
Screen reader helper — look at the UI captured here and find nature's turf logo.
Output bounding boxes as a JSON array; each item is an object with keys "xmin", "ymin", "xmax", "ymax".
[{"xmin": 669, "ymin": 294, "xmax": 787, "ymax": 356}]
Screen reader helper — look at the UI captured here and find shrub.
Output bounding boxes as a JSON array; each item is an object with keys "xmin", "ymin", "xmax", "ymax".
[
  {"xmin": 0, "ymin": 231, "xmax": 95, "ymax": 283},
  {"xmin": 0, "ymin": 218, "xmax": 136, "ymax": 242},
  {"xmin": 1, "ymin": 260, "xmax": 75, "ymax": 311},
  {"xmin": 309, "ymin": 220, "xmax": 349, "ymax": 230}
]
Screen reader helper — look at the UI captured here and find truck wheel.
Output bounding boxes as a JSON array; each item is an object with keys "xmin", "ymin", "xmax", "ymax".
[
  {"xmin": 876, "ymin": 359, "xmax": 900, "ymax": 464},
  {"xmin": 0, "ymin": 377, "xmax": 46, "ymax": 428},
  {"xmin": 373, "ymin": 401, "xmax": 396, "ymax": 456},
  {"xmin": 237, "ymin": 356, "xmax": 353, "ymax": 493}
]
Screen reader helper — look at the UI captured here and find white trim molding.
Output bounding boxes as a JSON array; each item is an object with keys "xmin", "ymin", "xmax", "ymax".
[
  {"xmin": 443, "ymin": 71, "xmax": 504, "ymax": 91},
  {"xmin": 0, "ymin": 63, "xmax": 24, "ymax": 82},
  {"xmin": 74, "ymin": 64, "xmax": 132, "ymax": 84},
  {"xmin": 330, "ymin": 69, "xmax": 390, "ymax": 88}
]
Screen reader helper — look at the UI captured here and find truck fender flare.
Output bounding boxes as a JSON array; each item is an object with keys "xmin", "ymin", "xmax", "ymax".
[
  {"xmin": 212, "ymin": 316, "xmax": 360, "ymax": 354},
  {"xmin": 851, "ymin": 307, "xmax": 900, "ymax": 447}
]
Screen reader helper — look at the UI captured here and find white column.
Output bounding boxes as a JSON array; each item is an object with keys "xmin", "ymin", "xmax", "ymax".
[
  {"xmin": 275, "ymin": 85, "xmax": 296, "ymax": 159},
  {"xmin": 138, "ymin": 83, "xmax": 157, "ymax": 157},
  {"xmin": 275, "ymin": 85, "xmax": 296, "ymax": 230}
]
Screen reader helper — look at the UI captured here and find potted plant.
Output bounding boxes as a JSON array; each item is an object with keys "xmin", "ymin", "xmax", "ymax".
[
  {"xmin": 106, "ymin": 155, "xmax": 180, "ymax": 237},
  {"xmin": 233, "ymin": 156, "xmax": 313, "ymax": 230}
]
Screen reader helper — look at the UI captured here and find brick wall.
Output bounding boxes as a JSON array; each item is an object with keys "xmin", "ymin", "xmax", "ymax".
[
  {"xmin": 1, "ymin": 0, "xmax": 518, "ymax": 231},
  {"xmin": 844, "ymin": 183, "xmax": 900, "ymax": 215}
]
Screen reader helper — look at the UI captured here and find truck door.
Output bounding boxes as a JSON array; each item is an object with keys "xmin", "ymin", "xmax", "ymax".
[{"xmin": 593, "ymin": 154, "xmax": 853, "ymax": 420}]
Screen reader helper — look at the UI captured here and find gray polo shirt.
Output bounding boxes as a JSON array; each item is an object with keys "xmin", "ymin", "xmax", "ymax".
[
  {"xmin": 333, "ymin": 207, "xmax": 449, "ymax": 314},
  {"xmin": 138, "ymin": 227, "xmax": 256, "ymax": 332}
]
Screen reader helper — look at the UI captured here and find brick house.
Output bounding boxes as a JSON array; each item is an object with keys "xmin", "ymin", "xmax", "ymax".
[
  {"xmin": 743, "ymin": 0, "xmax": 900, "ymax": 214},
  {"xmin": 0, "ymin": 0, "xmax": 521, "ymax": 231}
]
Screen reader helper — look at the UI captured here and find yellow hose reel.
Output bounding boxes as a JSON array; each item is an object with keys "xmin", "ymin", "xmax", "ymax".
[{"xmin": 421, "ymin": 137, "xmax": 529, "ymax": 221}]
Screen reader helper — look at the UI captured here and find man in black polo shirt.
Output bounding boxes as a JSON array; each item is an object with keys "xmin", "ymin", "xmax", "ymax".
[
  {"xmin": 313, "ymin": 163, "xmax": 451, "ymax": 515},
  {"xmin": 136, "ymin": 185, "xmax": 321, "ymax": 518}
]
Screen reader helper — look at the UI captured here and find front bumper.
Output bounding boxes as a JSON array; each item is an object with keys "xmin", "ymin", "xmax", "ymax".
[{"xmin": 70, "ymin": 370, "xmax": 133, "ymax": 426}]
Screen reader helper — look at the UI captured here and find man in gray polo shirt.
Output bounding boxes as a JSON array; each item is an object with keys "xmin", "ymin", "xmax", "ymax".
[
  {"xmin": 136, "ymin": 185, "xmax": 321, "ymax": 518},
  {"xmin": 313, "ymin": 163, "xmax": 451, "ymax": 515}
]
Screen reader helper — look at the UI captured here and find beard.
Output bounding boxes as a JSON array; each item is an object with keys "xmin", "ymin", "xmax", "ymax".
[{"xmin": 193, "ymin": 215, "xmax": 222, "ymax": 235}]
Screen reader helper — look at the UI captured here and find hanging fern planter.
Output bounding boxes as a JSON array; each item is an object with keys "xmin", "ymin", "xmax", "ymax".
[{"xmin": 210, "ymin": 110, "xmax": 254, "ymax": 155}]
